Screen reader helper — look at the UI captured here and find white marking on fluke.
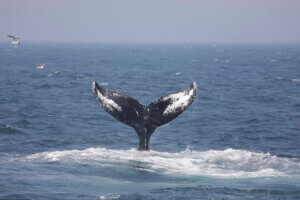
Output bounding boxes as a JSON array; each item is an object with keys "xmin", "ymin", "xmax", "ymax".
[
  {"xmin": 93, "ymin": 82, "xmax": 122, "ymax": 112},
  {"xmin": 163, "ymin": 82, "xmax": 197, "ymax": 115}
]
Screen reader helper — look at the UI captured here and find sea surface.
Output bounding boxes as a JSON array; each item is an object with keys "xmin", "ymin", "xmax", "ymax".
[{"xmin": 0, "ymin": 42, "xmax": 299, "ymax": 199}]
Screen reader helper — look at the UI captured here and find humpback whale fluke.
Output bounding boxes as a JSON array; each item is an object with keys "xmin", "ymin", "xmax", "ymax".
[{"xmin": 92, "ymin": 81, "xmax": 197, "ymax": 151}]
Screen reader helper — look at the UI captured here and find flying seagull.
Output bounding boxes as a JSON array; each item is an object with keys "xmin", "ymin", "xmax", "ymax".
[
  {"xmin": 36, "ymin": 64, "xmax": 45, "ymax": 70},
  {"xmin": 7, "ymin": 35, "xmax": 20, "ymax": 45}
]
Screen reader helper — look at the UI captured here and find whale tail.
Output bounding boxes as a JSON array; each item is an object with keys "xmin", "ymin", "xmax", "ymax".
[{"xmin": 92, "ymin": 81, "xmax": 197, "ymax": 150}]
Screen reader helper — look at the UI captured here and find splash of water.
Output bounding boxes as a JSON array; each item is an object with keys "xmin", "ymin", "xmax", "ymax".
[{"xmin": 25, "ymin": 148, "xmax": 300, "ymax": 178}]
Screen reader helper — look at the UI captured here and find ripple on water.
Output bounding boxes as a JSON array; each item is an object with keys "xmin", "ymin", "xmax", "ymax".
[{"xmin": 0, "ymin": 124, "xmax": 25, "ymax": 134}]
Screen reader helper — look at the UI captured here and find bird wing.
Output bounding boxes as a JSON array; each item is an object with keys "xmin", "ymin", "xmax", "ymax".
[{"xmin": 7, "ymin": 35, "xmax": 17, "ymax": 39}]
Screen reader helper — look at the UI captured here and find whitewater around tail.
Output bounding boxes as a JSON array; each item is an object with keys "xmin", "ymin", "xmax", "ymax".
[{"xmin": 24, "ymin": 147, "xmax": 300, "ymax": 178}]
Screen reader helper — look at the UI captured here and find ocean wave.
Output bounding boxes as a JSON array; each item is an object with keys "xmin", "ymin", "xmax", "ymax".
[
  {"xmin": 76, "ymin": 75, "xmax": 90, "ymax": 80},
  {"xmin": 291, "ymin": 78, "xmax": 300, "ymax": 82},
  {"xmin": 47, "ymin": 71, "xmax": 60, "ymax": 77},
  {"xmin": 12, "ymin": 119, "xmax": 31, "ymax": 127},
  {"xmin": 0, "ymin": 124, "xmax": 25, "ymax": 134},
  {"xmin": 33, "ymin": 83, "xmax": 52, "ymax": 89},
  {"xmin": 276, "ymin": 77, "xmax": 300, "ymax": 82},
  {"xmin": 25, "ymin": 148, "xmax": 300, "ymax": 178}
]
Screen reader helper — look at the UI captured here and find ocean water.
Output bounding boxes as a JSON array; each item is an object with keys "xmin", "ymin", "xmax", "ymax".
[{"xmin": 0, "ymin": 42, "xmax": 299, "ymax": 199}]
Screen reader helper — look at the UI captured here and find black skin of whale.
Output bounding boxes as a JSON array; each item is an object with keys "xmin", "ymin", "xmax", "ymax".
[{"xmin": 92, "ymin": 82, "xmax": 197, "ymax": 151}]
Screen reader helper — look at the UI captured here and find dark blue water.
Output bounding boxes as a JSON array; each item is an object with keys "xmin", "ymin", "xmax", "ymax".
[{"xmin": 0, "ymin": 43, "xmax": 299, "ymax": 199}]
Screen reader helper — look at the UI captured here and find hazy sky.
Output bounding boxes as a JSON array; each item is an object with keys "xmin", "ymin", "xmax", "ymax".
[{"xmin": 1, "ymin": 0, "xmax": 300, "ymax": 43}]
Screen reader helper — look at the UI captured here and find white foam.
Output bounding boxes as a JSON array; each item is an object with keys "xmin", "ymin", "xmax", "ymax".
[
  {"xmin": 99, "ymin": 194, "xmax": 120, "ymax": 200},
  {"xmin": 291, "ymin": 78, "xmax": 300, "ymax": 82},
  {"xmin": 76, "ymin": 75, "xmax": 89, "ymax": 80},
  {"xmin": 5, "ymin": 124, "xmax": 13, "ymax": 129},
  {"xmin": 25, "ymin": 148, "xmax": 300, "ymax": 178},
  {"xmin": 276, "ymin": 77, "xmax": 284, "ymax": 80},
  {"xmin": 47, "ymin": 71, "xmax": 60, "ymax": 77}
]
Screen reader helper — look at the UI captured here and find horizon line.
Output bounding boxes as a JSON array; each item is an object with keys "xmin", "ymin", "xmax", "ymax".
[{"xmin": 1, "ymin": 40, "xmax": 300, "ymax": 45}]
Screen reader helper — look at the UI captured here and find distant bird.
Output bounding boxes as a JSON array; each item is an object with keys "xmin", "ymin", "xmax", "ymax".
[
  {"xmin": 176, "ymin": 72, "xmax": 182, "ymax": 76},
  {"xmin": 36, "ymin": 64, "xmax": 45, "ymax": 70},
  {"xmin": 7, "ymin": 35, "xmax": 20, "ymax": 45}
]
